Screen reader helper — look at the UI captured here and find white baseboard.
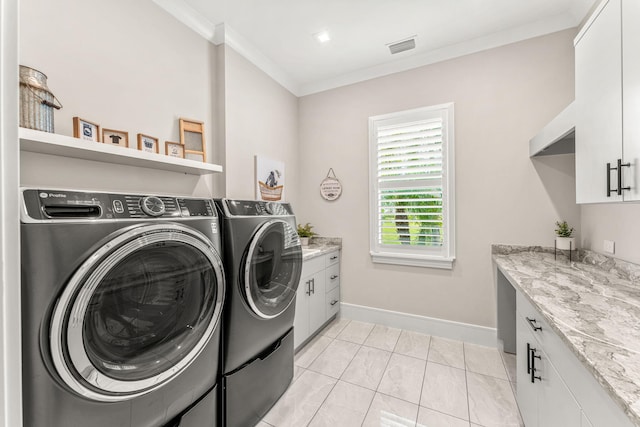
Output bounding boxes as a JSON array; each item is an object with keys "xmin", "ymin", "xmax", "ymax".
[{"xmin": 340, "ymin": 302, "xmax": 497, "ymax": 348}]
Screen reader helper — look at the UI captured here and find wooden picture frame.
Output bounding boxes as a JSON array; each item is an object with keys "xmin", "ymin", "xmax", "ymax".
[
  {"xmin": 165, "ymin": 141, "xmax": 185, "ymax": 158},
  {"xmin": 179, "ymin": 118, "xmax": 206, "ymax": 162},
  {"xmin": 137, "ymin": 134, "xmax": 159, "ymax": 153},
  {"xmin": 102, "ymin": 129, "xmax": 129, "ymax": 148},
  {"xmin": 73, "ymin": 117, "xmax": 101, "ymax": 142}
]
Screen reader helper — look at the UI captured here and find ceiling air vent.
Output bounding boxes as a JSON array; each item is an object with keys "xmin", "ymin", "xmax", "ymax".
[{"xmin": 388, "ymin": 37, "xmax": 416, "ymax": 55}]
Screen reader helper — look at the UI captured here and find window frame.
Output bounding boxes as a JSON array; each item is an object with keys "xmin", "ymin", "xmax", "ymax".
[{"xmin": 368, "ymin": 103, "xmax": 455, "ymax": 269}]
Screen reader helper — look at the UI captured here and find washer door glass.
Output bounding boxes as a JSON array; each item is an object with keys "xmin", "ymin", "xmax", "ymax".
[
  {"xmin": 50, "ymin": 223, "xmax": 225, "ymax": 402},
  {"xmin": 244, "ymin": 220, "xmax": 302, "ymax": 319}
]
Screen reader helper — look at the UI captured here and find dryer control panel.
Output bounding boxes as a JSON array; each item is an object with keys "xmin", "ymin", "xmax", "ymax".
[
  {"xmin": 21, "ymin": 189, "xmax": 216, "ymax": 221},
  {"xmin": 223, "ymin": 199, "xmax": 294, "ymax": 217}
]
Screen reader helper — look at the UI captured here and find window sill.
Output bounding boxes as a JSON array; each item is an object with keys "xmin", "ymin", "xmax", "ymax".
[{"xmin": 370, "ymin": 251, "xmax": 455, "ymax": 270}]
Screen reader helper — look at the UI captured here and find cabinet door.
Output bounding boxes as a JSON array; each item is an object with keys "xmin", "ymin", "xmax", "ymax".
[
  {"xmin": 537, "ymin": 348, "xmax": 582, "ymax": 427},
  {"xmin": 308, "ymin": 271, "xmax": 326, "ymax": 334},
  {"xmin": 516, "ymin": 316, "xmax": 539, "ymax": 427},
  {"xmin": 622, "ymin": 0, "xmax": 640, "ymax": 201},
  {"xmin": 575, "ymin": 0, "xmax": 623, "ymax": 203},
  {"xmin": 293, "ymin": 275, "xmax": 311, "ymax": 349}
]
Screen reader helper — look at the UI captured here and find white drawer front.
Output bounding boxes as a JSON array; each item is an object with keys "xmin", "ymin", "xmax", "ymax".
[
  {"xmin": 325, "ymin": 251, "xmax": 340, "ymax": 267},
  {"xmin": 326, "ymin": 263, "xmax": 340, "ymax": 293},
  {"xmin": 517, "ymin": 291, "xmax": 551, "ymax": 346},
  {"xmin": 326, "ymin": 287, "xmax": 340, "ymax": 318}
]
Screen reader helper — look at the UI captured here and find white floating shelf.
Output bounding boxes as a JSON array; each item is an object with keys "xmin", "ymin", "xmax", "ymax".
[
  {"xmin": 529, "ymin": 102, "xmax": 575, "ymax": 157},
  {"xmin": 19, "ymin": 128, "xmax": 223, "ymax": 175}
]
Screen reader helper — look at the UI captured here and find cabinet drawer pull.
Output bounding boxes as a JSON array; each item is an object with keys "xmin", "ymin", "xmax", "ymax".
[
  {"xmin": 618, "ymin": 159, "xmax": 631, "ymax": 195},
  {"xmin": 607, "ymin": 162, "xmax": 617, "ymax": 197},
  {"xmin": 310, "ymin": 278, "xmax": 315, "ymax": 294},
  {"xmin": 330, "ymin": 274, "xmax": 339, "ymax": 280},
  {"xmin": 526, "ymin": 317, "xmax": 542, "ymax": 332},
  {"xmin": 330, "ymin": 255, "xmax": 338, "ymax": 260},
  {"xmin": 526, "ymin": 343, "xmax": 532, "ymax": 374},
  {"xmin": 305, "ymin": 280, "xmax": 311, "ymax": 296},
  {"xmin": 530, "ymin": 346, "xmax": 542, "ymax": 383},
  {"xmin": 330, "ymin": 300, "xmax": 338, "ymax": 306}
]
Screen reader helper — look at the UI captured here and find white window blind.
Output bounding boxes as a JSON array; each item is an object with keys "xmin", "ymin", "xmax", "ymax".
[{"xmin": 369, "ymin": 103, "xmax": 455, "ymax": 269}]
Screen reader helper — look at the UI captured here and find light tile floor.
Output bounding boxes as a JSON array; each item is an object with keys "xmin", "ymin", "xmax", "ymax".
[{"xmin": 261, "ymin": 318, "xmax": 522, "ymax": 427}]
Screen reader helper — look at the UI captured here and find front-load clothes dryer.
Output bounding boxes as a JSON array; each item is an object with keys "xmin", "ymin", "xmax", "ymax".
[
  {"xmin": 215, "ymin": 199, "xmax": 303, "ymax": 427},
  {"xmin": 20, "ymin": 189, "xmax": 225, "ymax": 427}
]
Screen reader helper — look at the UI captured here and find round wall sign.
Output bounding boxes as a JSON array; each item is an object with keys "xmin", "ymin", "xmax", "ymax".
[{"xmin": 320, "ymin": 169, "xmax": 342, "ymax": 201}]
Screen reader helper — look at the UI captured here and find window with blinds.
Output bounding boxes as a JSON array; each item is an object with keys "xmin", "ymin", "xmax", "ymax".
[{"xmin": 368, "ymin": 103, "xmax": 455, "ymax": 269}]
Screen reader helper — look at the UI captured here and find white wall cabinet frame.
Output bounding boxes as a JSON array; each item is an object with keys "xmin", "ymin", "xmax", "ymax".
[{"xmin": 575, "ymin": 0, "xmax": 640, "ymax": 203}]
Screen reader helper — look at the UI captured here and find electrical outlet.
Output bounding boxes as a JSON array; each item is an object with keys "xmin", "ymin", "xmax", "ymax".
[{"xmin": 604, "ymin": 240, "xmax": 615, "ymax": 254}]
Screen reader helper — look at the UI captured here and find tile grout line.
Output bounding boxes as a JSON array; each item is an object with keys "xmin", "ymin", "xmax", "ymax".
[
  {"xmin": 307, "ymin": 328, "xmax": 365, "ymax": 427},
  {"xmin": 359, "ymin": 334, "xmax": 398, "ymax": 427},
  {"xmin": 463, "ymin": 342, "xmax": 472, "ymax": 427}
]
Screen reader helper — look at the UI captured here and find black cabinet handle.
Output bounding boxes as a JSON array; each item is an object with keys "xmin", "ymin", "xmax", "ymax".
[
  {"xmin": 608, "ymin": 159, "xmax": 631, "ymax": 197},
  {"xmin": 330, "ymin": 300, "xmax": 338, "ymax": 306},
  {"xmin": 530, "ymin": 347, "xmax": 542, "ymax": 383},
  {"xmin": 305, "ymin": 280, "xmax": 311, "ymax": 296},
  {"xmin": 527, "ymin": 343, "xmax": 532, "ymax": 374},
  {"xmin": 526, "ymin": 317, "xmax": 542, "ymax": 332},
  {"xmin": 330, "ymin": 274, "xmax": 339, "ymax": 280},
  {"xmin": 618, "ymin": 158, "xmax": 631, "ymax": 195},
  {"xmin": 310, "ymin": 278, "xmax": 315, "ymax": 294},
  {"xmin": 330, "ymin": 255, "xmax": 338, "ymax": 260}
]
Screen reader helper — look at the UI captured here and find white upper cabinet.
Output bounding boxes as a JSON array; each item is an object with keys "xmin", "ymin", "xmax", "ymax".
[{"xmin": 575, "ymin": 0, "xmax": 640, "ymax": 203}]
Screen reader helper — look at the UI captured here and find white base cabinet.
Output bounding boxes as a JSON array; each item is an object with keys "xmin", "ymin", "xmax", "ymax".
[
  {"xmin": 294, "ymin": 250, "xmax": 340, "ymax": 350},
  {"xmin": 515, "ymin": 291, "xmax": 633, "ymax": 427}
]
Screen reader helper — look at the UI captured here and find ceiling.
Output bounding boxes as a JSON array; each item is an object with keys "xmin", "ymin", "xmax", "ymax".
[{"xmin": 154, "ymin": 0, "xmax": 597, "ymax": 96}]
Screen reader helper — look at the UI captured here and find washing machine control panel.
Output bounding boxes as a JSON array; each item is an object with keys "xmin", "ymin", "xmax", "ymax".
[
  {"xmin": 224, "ymin": 199, "xmax": 294, "ymax": 216},
  {"xmin": 22, "ymin": 189, "xmax": 216, "ymax": 221}
]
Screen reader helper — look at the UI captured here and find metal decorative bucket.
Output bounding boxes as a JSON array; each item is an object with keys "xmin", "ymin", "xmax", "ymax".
[{"xmin": 19, "ymin": 65, "xmax": 62, "ymax": 133}]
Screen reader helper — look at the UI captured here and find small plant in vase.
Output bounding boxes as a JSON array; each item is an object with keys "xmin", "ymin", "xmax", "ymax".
[
  {"xmin": 555, "ymin": 220, "xmax": 575, "ymax": 251},
  {"xmin": 297, "ymin": 222, "xmax": 317, "ymax": 246}
]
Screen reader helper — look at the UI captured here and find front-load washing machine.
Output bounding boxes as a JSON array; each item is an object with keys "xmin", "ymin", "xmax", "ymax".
[
  {"xmin": 20, "ymin": 188, "xmax": 225, "ymax": 427},
  {"xmin": 215, "ymin": 199, "xmax": 303, "ymax": 427}
]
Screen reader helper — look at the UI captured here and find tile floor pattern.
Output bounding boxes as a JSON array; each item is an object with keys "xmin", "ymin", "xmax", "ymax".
[{"xmin": 261, "ymin": 318, "xmax": 521, "ymax": 427}]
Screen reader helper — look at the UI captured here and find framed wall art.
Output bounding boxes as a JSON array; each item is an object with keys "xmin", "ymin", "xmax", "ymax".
[
  {"xmin": 165, "ymin": 141, "xmax": 184, "ymax": 158},
  {"xmin": 179, "ymin": 118, "xmax": 206, "ymax": 162},
  {"xmin": 137, "ymin": 134, "xmax": 159, "ymax": 153},
  {"xmin": 73, "ymin": 117, "xmax": 101, "ymax": 142},
  {"xmin": 102, "ymin": 129, "xmax": 129, "ymax": 148},
  {"xmin": 255, "ymin": 156, "xmax": 285, "ymax": 201}
]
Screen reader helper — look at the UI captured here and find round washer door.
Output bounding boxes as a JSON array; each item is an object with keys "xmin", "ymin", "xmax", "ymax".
[
  {"xmin": 243, "ymin": 219, "xmax": 302, "ymax": 319},
  {"xmin": 50, "ymin": 223, "xmax": 225, "ymax": 402}
]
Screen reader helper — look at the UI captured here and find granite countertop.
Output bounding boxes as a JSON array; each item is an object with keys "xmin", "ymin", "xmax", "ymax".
[
  {"xmin": 493, "ymin": 245, "xmax": 640, "ymax": 425},
  {"xmin": 301, "ymin": 237, "xmax": 342, "ymax": 261}
]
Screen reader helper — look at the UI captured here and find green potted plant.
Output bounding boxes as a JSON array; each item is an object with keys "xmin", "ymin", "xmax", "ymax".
[
  {"xmin": 555, "ymin": 220, "xmax": 575, "ymax": 250},
  {"xmin": 296, "ymin": 222, "xmax": 317, "ymax": 246}
]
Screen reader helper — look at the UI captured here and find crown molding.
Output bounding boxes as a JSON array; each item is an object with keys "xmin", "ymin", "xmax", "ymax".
[
  {"xmin": 154, "ymin": 1, "xmax": 579, "ymax": 98},
  {"xmin": 298, "ymin": 13, "xmax": 578, "ymax": 96}
]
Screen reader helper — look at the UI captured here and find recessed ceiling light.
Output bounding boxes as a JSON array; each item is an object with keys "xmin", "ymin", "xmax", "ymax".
[{"xmin": 314, "ymin": 30, "xmax": 331, "ymax": 43}]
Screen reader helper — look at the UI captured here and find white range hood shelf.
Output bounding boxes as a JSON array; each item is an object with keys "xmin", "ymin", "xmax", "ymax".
[
  {"xmin": 529, "ymin": 102, "xmax": 575, "ymax": 157},
  {"xmin": 19, "ymin": 127, "xmax": 223, "ymax": 175}
]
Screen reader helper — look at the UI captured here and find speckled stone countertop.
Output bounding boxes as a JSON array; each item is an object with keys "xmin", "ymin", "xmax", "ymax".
[
  {"xmin": 493, "ymin": 245, "xmax": 640, "ymax": 425},
  {"xmin": 301, "ymin": 237, "xmax": 341, "ymax": 261}
]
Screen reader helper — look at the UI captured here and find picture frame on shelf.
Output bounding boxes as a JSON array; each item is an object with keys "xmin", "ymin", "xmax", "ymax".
[
  {"xmin": 137, "ymin": 134, "xmax": 159, "ymax": 153},
  {"xmin": 102, "ymin": 129, "xmax": 129, "ymax": 148},
  {"xmin": 165, "ymin": 141, "xmax": 184, "ymax": 158},
  {"xmin": 73, "ymin": 117, "xmax": 101, "ymax": 142},
  {"xmin": 179, "ymin": 118, "xmax": 206, "ymax": 162}
]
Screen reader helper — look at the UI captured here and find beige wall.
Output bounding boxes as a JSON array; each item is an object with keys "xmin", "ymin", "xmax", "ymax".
[
  {"xmin": 581, "ymin": 204, "xmax": 640, "ymax": 264},
  {"xmin": 19, "ymin": 0, "xmax": 219, "ymax": 196},
  {"xmin": 297, "ymin": 29, "xmax": 579, "ymax": 328},
  {"xmin": 222, "ymin": 46, "xmax": 299, "ymax": 205}
]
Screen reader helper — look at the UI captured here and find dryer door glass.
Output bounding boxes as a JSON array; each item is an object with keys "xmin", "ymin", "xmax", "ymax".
[
  {"xmin": 244, "ymin": 220, "xmax": 303, "ymax": 319},
  {"xmin": 50, "ymin": 224, "xmax": 225, "ymax": 401}
]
